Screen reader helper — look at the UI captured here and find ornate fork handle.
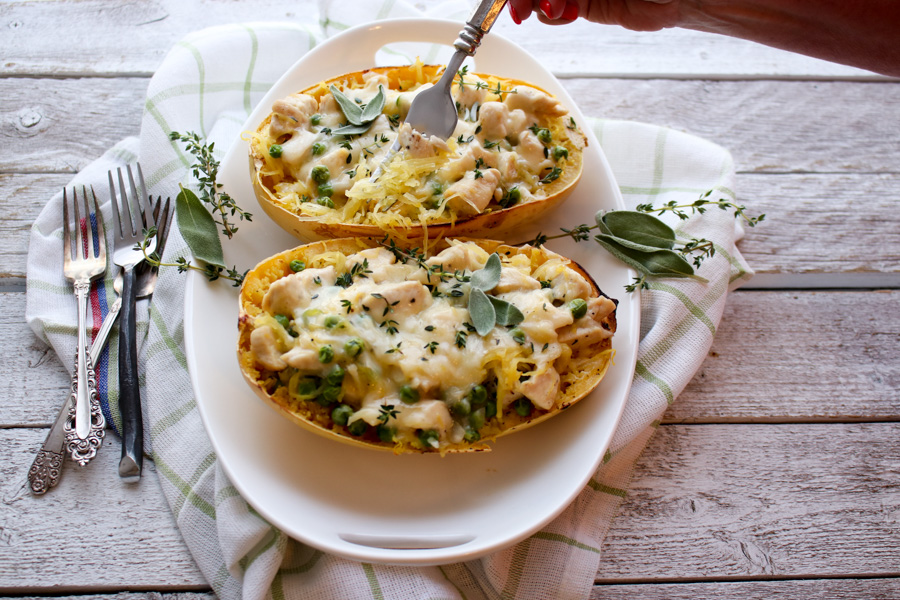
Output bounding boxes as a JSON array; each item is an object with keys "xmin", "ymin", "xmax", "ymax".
[
  {"xmin": 28, "ymin": 347, "xmax": 106, "ymax": 494},
  {"xmin": 64, "ymin": 348, "xmax": 106, "ymax": 466},
  {"xmin": 454, "ymin": 0, "xmax": 507, "ymax": 55}
]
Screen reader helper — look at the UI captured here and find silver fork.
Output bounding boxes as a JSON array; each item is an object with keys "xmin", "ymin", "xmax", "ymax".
[
  {"xmin": 371, "ymin": 0, "xmax": 507, "ymax": 179},
  {"xmin": 28, "ymin": 197, "xmax": 173, "ymax": 495},
  {"xmin": 60, "ymin": 186, "xmax": 107, "ymax": 447},
  {"xmin": 109, "ymin": 164, "xmax": 159, "ymax": 481}
]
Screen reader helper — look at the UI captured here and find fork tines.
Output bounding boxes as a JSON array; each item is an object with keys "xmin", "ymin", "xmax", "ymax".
[
  {"xmin": 109, "ymin": 163, "xmax": 153, "ymax": 240},
  {"xmin": 63, "ymin": 186, "xmax": 105, "ymax": 265},
  {"xmin": 63, "ymin": 186, "xmax": 106, "ymax": 261}
]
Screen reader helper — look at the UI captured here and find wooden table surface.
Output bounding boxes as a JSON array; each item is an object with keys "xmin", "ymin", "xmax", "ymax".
[{"xmin": 2, "ymin": 1, "xmax": 898, "ymax": 598}]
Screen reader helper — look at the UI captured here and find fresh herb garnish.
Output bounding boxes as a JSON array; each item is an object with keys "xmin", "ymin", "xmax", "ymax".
[
  {"xmin": 528, "ymin": 190, "xmax": 764, "ymax": 292},
  {"xmin": 169, "ymin": 131, "xmax": 251, "ymax": 239},
  {"xmin": 466, "ymin": 253, "xmax": 524, "ymax": 336},
  {"xmin": 329, "ymin": 84, "xmax": 386, "ymax": 135}
]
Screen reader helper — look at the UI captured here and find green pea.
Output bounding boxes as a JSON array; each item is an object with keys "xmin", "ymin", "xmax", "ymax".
[
  {"xmin": 418, "ymin": 429, "xmax": 439, "ymax": 449},
  {"xmin": 311, "ymin": 142, "xmax": 326, "ymax": 156},
  {"xmin": 463, "ymin": 427, "xmax": 481, "ymax": 443},
  {"xmin": 348, "ymin": 419, "xmax": 368, "ymax": 436},
  {"xmin": 315, "ymin": 196, "xmax": 335, "ymax": 208},
  {"xmin": 468, "ymin": 384, "xmax": 487, "ymax": 407},
  {"xmin": 318, "ymin": 345, "xmax": 334, "ymax": 363},
  {"xmin": 511, "ymin": 328, "xmax": 526, "ymax": 345},
  {"xmin": 485, "ymin": 399, "xmax": 497, "ymax": 420},
  {"xmin": 318, "ymin": 384, "xmax": 342, "ymax": 405},
  {"xmin": 514, "ymin": 398, "xmax": 533, "ymax": 417},
  {"xmin": 311, "ymin": 165, "xmax": 330, "ymax": 184},
  {"xmin": 268, "ymin": 144, "xmax": 283, "ymax": 158},
  {"xmin": 317, "ymin": 182, "xmax": 334, "ymax": 198},
  {"xmin": 310, "ymin": 113, "xmax": 322, "ymax": 125},
  {"xmin": 537, "ymin": 128, "xmax": 552, "ymax": 144},
  {"xmin": 377, "ymin": 425, "xmax": 396, "ymax": 443},
  {"xmin": 344, "ymin": 337, "xmax": 364, "ymax": 357},
  {"xmin": 289, "ymin": 259, "xmax": 306, "ymax": 272},
  {"xmin": 331, "ymin": 404, "xmax": 353, "ymax": 426},
  {"xmin": 469, "ymin": 407, "xmax": 486, "ymax": 430},
  {"xmin": 295, "ymin": 376, "xmax": 320, "ymax": 399},
  {"xmin": 552, "ymin": 146, "xmax": 569, "ymax": 161},
  {"xmin": 568, "ymin": 298, "xmax": 588, "ymax": 319},
  {"xmin": 274, "ymin": 314, "xmax": 295, "ymax": 335},
  {"xmin": 400, "ymin": 385, "xmax": 419, "ymax": 405},
  {"xmin": 325, "ymin": 365, "xmax": 345, "ymax": 387},
  {"xmin": 449, "ymin": 397, "xmax": 471, "ymax": 418},
  {"xmin": 324, "ymin": 315, "xmax": 343, "ymax": 329}
]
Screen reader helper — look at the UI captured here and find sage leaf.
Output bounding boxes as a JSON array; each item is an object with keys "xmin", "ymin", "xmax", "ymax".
[
  {"xmin": 595, "ymin": 234, "xmax": 697, "ymax": 279},
  {"xmin": 470, "ymin": 253, "xmax": 501, "ymax": 291},
  {"xmin": 359, "ymin": 85, "xmax": 386, "ymax": 122},
  {"xmin": 468, "ymin": 287, "xmax": 496, "ymax": 336},
  {"xmin": 489, "ymin": 296, "xmax": 524, "ymax": 327},
  {"xmin": 176, "ymin": 186, "xmax": 225, "ymax": 268},
  {"xmin": 332, "ymin": 122, "xmax": 373, "ymax": 136},
  {"xmin": 329, "ymin": 85, "xmax": 364, "ymax": 126},
  {"xmin": 597, "ymin": 210, "xmax": 676, "ymax": 249}
]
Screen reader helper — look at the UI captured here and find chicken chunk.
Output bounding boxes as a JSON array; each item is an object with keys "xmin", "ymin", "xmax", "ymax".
[
  {"xmin": 270, "ymin": 93, "xmax": 318, "ymax": 137},
  {"xmin": 518, "ymin": 367, "xmax": 560, "ymax": 411},
  {"xmin": 443, "ymin": 167, "xmax": 501, "ymax": 216},
  {"xmin": 396, "ymin": 122, "xmax": 450, "ymax": 159},
  {"xmin": 397, "ymin": 400, "xmax": 453, "ymax": 435},
  {"xmin": 425, "ymin": 243, "xmax": 488, "ymax": 273},
  {"xmin": 517, "ymin": 129, "xmax": 550, "ymax": 171},
  {"xmin": 478, "ymin": 101, "xmax": 509, "ymax": 139},
  {"xmin": 504, "ymin": 85, "xmax": 567, "ymax": 117},
  {"xmin": 494, "ymin": 267, "xmax": 541, "ymax": 294},
  {"xmin": 251, "ymin": 326, "xmax": 287, "ymax": 371},
  {"xmin": 361, "ymin": 280, "xmax": 432, "ymax": 318},
  {"xmin": 262, "ymin": 266, "xmax": 337, "ymax": 317}
]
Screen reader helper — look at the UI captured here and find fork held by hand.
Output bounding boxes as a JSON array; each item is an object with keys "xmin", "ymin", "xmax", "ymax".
[{"xmin": 110, "ymin": 164, "xmax": 158, "ymax": 480}]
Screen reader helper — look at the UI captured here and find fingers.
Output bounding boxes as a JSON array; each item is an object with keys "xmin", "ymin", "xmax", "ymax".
[
  {"xmin": 509, "ymin": 0, "xmax": 579, "ymax": 25},
  {"xmin": 507, "ymin": 0, "xmax": 534, "ymax": 24},
  {"xmin": 539, "ymin": 0, "xmax": 567, "ymax": 20}
]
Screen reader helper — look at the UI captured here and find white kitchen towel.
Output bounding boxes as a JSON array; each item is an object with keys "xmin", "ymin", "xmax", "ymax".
[{"xmin": 25, "ymin": 1, "xmax": 754, "ymax": 598}]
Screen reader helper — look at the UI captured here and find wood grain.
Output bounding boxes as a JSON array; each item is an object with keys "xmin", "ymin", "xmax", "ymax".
[
  {"xmin": 0, "ymin": 0, "xmax": 884, "ymax": 79},
  {"xmin": 596, "ymin": 423, "xmax": 900, "ymax": 581},
  {"xmin": 591, "ymin": 578, "xmax": 900, "ymax": 599},
  {"xmin": 669, "ymin": 291, "xmax": 900, "ymax": 422},
  {"xmin": 0, "ymin": 429, "xmax": 206, "ymax": 591},
  {"xmin": 4, "ymin": 77, "xmax": 899, "ymax": 176},
  {"xmin": 1, "ymin": 423, "xmax": 896, "ymax": 589}
]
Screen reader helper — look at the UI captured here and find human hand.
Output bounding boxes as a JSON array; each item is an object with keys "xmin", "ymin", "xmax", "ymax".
[{"xmin": 507, "ymin": 0, "xmax": 681, "ymax": 32}]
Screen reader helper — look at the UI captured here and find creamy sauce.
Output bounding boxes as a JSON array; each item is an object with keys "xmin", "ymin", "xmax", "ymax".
[
  {"xmin": 252, "ymin": 68, "xmax": 581, "ymax": 228},
  {"xmin": 249, "ymin": 241, "xmax": 616, "ymax": 451}
]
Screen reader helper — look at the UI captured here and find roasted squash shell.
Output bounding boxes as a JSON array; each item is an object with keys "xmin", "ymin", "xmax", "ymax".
[
  {"xmin": 237, "ymin": 237, "xmax": 617, "ymax": 454},
  {"xmin": 248, "ymin": 65, "xmax": 587, "ymax": 242}
]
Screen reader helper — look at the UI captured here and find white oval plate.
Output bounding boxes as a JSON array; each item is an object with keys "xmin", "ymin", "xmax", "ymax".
[{"xmin": 185, "ymin": 18, "xmax": 640, "ymax": 566}]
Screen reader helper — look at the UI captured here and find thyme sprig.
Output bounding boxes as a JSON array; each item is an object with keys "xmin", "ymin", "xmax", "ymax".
[
  {"xmin": 635, "ymin": 190, "xmax": 765, "ymax": 227},
  {"xmin": 456, "ymin": 65, "xmax": 518, "ymax": 97},
  {"xmin": 169, "ymin": 131, "xmax": 251, "ymax": 239},
  {"xmin": 528, "ymin": 190, "xmax": 763, "ymax": 293}
]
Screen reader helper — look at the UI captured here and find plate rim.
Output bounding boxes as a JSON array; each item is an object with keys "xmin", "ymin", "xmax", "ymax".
[{"xmin": 185, "ymin": 16, "xmax": 640, "ymax": 566}]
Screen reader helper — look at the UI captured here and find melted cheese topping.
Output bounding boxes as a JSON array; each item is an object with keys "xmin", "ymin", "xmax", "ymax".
[
  {"xmin": 248, "ymin": 241, "xmax": 616, "ymax": 451},
  {"xmin": 251, "ymin": 65, "xmax": 581, "ymax": 229}
]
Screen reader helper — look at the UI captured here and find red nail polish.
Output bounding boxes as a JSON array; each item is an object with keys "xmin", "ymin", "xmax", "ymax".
[
  {"xmin": 562, "ymin": 1, "xmax": 579, "ymax": 21},
  {"xmin": 539, "ymin": 0, "xmax": 553, "ymax": 18},
  {"xmin": 509, "ymin": 4, "xmax": 521, "ymax": 24}
]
